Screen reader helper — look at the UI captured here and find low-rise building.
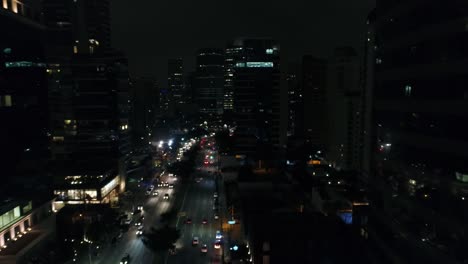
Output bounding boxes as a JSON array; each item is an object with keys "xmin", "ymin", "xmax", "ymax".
[
  {"xmin": 0, "ymin": 197, "xmax": 56, "ymax": 264},
  {"xmin": 53, "ymin": 171, "xmax": 121, "ymax": 207}
]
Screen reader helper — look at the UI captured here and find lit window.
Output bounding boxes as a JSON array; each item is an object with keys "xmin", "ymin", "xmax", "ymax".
[
  {"xmin": 4, "ymin": 95, "xmax": 12, "ymax": 107},
  {"xmin": 64, "ymin": 120, "xmax": 72, "ymax": 125},
  {"xmin": 2, "ymin": 0, "xmax": 7, "ymax": 9},
  {"xmin": 11, "ymin": 0, "xmax": 17, "ymax": 13},
  {"xmin": 52, "ymin": 136, "xmax": 64, "ymax": 142},
  {"xmin": 405, "ymin": 85, "xmax": 412, "ymax": 96},
  {"xmin": 73, "ymin": 46, "xmax": 78, "ymax": 54}
]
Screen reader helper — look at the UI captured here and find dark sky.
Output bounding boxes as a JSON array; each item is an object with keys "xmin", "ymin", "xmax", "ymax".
[{"xmin": 111, "ymin": 0, "xmax": 374, "ymax": 84}]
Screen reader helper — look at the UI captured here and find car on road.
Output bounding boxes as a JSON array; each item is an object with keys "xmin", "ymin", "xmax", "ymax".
[
  {"xmin": 120, "ymin": 254, "xmax": 130, "ymax": 264},
  {"xmin": 192, "ymin": 237, "xmax": 199, "ymax": 246},
  {"xmin": 169, "ymin": 184, "xmax": 174, "ymax": 189},
  {"xmin": 185, "ymin": 218, "xmax": 192, "ymax": 224},
  {"xmin": 214, "ymin": 214, "xmax": 219, "ymax": 220},
  {"xmin": 152, "ymin": 191, "xmax": 159, "ymax": 196},
  {"xmin": 134, "ymin": 221, "xmax": 142, "ymax": 226},
  {"xmin": 215, "ymin": 231, "xmax": 222, "ymax": 240},
  {"xmin": 214, "ymin": 240, "xmax": 221, "ymax": 249},
  {"xmin": 163, "ymin": 193, "xmax": 169, "ymax": 200},
  {"xmin": 136, "ymin": 226, "xmax": 144, "ymax": 236},
  {"xmin": 213, "ymin": 192, "xmax": 218, "ymax": 198},
  {"xmin": 202, "ymin": 219, "xmax": 208, "ymax": 225},
  {"xmin": 201, "ymin": 244, "xmax": 208, "ymax": 253},
  {"xmin": 137, "ymin": 205, "xmax": 144, "ymax": 211}
]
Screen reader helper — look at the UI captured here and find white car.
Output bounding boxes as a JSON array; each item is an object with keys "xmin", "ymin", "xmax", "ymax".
[{"xmin": 192, "ymin": 237, "xmax": 199, "ymax": 246}]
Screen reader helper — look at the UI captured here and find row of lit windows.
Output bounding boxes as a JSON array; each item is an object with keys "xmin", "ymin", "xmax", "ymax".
[
  {"xmin": 0, "ymin": 206, "xmax": 21, "ymax": 230},
  {"xmin": 5, "ymin": 61, "xmax": 46, "ymax": 68},
  {"xmin": 235, "ymin": 62, "xmax": 274, "ymax": 68}
]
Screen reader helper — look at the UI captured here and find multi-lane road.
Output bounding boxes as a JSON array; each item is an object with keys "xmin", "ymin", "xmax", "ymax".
[
  {"xmin": 76, "ymin": 136, "xmax": 225, "ymax": 264},
  {"xmin": 166, "ymin": 148, "xmax": 223, "ymax": 264}
]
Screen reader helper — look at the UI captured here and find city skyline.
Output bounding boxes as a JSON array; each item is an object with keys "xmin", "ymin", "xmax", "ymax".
[{"xmin": 111, "ymin": 0, "xmax": 374, "ymax": 82}]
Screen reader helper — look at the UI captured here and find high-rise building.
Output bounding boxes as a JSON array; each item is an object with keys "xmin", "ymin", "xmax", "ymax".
[
  {"xmin": 42, "ymin": 0, "xmax": 111, "ymax": 56},
  {"xmin": 50, "ymin": 51, "xmax": 130, "ymax": 204},
  {"xmin": 327, "ymin": 47, "xmax": 361, "ymax": 171},
  {"xmin": 130, "ymin": 77, "xmax": 158, "ymax": 147},
  {"xmin": 0, "ymin": 1, "xmax": 49, "ymax": 189},
  {"xmin": 167, "ymin": 58, "xmax": 184, "ymax": 111},
  {"xmin": 301, "ymin": 56, "xmax": 328, "ymax": 150},
  {"xmin": 229, "ymin": 38, "xmax": 281, "ymax": 157},
  {"xmin": 44, "ymin": 0, "xmax": 130, "ymax": 204},
  {"xmin": 367, "ymin": 1, "xmax": 468, "ymax": 262},
  {"xmin": 286, "ymin": 63, "xmax": 300, "ymax": 138},
  {"xmin": 194, "ymin": 48, "xmax": 224, "ymax": 115},
  {"xmin": 224, "ymin": 46, "xmax": 240, "ymax": 112}
]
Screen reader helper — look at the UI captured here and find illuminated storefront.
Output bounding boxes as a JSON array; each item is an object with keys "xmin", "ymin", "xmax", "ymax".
[{"xmin": 54, "ymin": 174, "xmax": 120, "ymax": 205}]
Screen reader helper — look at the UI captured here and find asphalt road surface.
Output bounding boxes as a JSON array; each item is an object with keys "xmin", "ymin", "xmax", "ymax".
[
  {"xmin": 165, "ymin": 143, "xmax": 224, "ymax": 264},
  {"xmin": 77, "ymin": 172, "xmax": 177, "ymax": 264}
]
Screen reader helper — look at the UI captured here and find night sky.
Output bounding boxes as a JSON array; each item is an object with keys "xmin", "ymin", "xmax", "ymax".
[{"xmin": 111, "ymin": 0, "xmax": 374, "ymax": 84}]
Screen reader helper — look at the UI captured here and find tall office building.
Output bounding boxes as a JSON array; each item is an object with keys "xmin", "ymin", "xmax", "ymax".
[
  {"xmin": 300, "ymin": 56, "xmax": 328, "ymax": 151},
  {"xmin": 130, "ymin": 77, "xmax": 158, "ymax": 147},
  {"xmin": 224, "ymin": 46, "xmax": 240, "ymax": 111},
  {"xmin": 44, "ymin": 0, "xmax": 131, "ymax": 203},
  {"xmin": 327, "ymin": 47, "xmax": 361, "ymax": 171},
  {"xmin": 0, "ymin": 1, "xmax": 49, "ymax": 189},
  {"xmin": 50, "ymin": 51, "xmax": 130, "ymax": 204},
  {"xmin": 194, "ymin": 48, "xmax": 224, "ymax": 115},
  {"xmin": 368, "ymin": 1, "xmax": 468, "ymax": 262},
  {"xmin": 229, "ymin": 38, "xmax": 281, "ymax": 157},
  {"xmin": 167, "ymin": 58, "xmax": 184, "ymax": 110},
  {"xmin": 42, "ymin": 0, "xmax": 111, "ymax": 56},
  {"xmin": 286, "ymin": 63, "xmax": 300, "ymax": 138}
]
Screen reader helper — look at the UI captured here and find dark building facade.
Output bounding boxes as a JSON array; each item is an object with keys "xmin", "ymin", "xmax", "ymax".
[
  {"xmin": 130, "ymin": 77, "xmax": 158, "ymax": 148},
  {"xmin": 301, "ymin": 56, "xmax": 328, "ymax": 150},
  {"xmin": 164, "ymin": 58, "xmax": 183, "ymax": 115},
  {"xmin": 50, "ymin": 52, "xmax": 130, "ymax": 201},
  {"xmin": 0, "ymin": 1, "xmax": 49, "ymax": 189},
  {"xmin": 42, "ymin": 0, "xmax": 111, "ymax": 56},
  {"xmin": 194, "ymin": 48, "xmax": 224, "ymax": 115},
  {"xmin": 368, "ymin": 1, "xmax": 468, "ymax": 262},
  {"xmin": 285, "ymin": 63, "xmax": 300, "ymax": 138},
  {"xmin": 327, "ymin": 47, "xmax": 361, "ymax": 171},
  {"xmin": 229, "ymin": 38, "xmax": 281, "ymax": 157}
]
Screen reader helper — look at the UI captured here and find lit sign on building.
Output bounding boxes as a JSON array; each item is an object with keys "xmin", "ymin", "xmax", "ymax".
[
  {"xmin": 235, "ymin": 62, "xmax": 274, "ymax": 68},
  {"xmin": 5, "ymin": 61, "xmax": 46, "ymax": 68}
]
